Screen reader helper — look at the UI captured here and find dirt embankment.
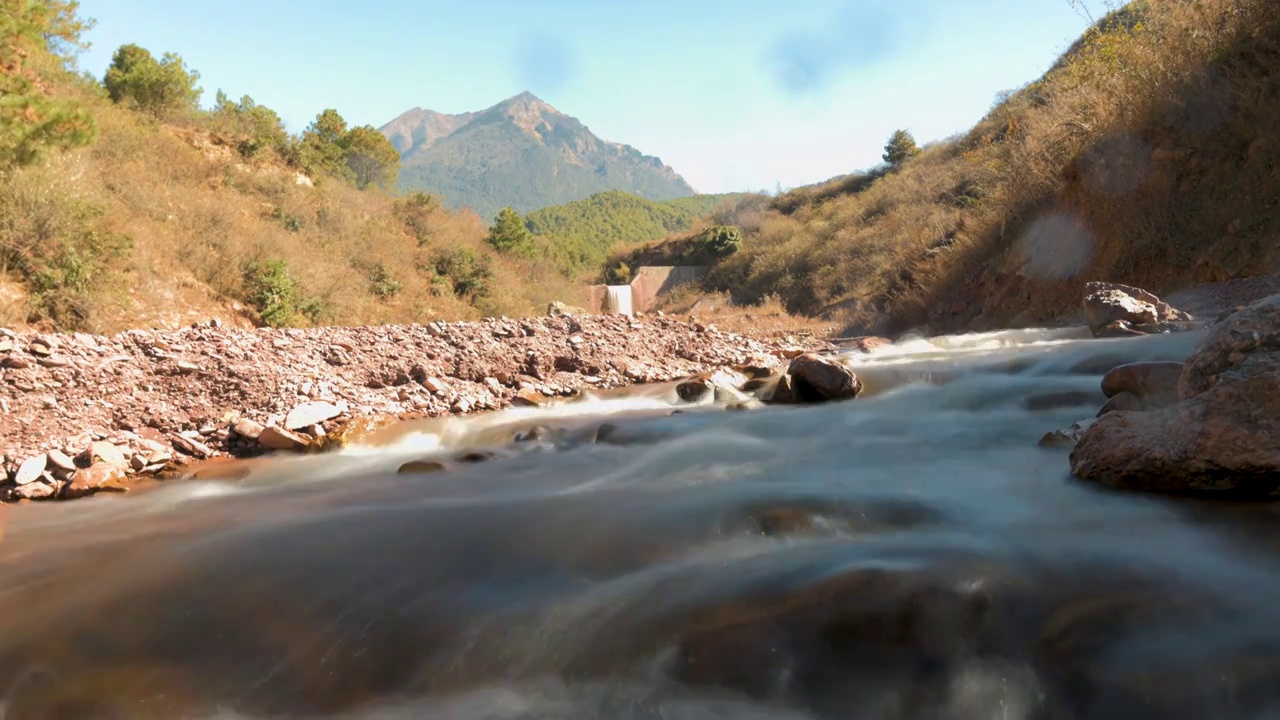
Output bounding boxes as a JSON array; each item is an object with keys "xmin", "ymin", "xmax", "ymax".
[{"xmin": 0, "ymin": 314, "xmax": 828, "ymax": 502}]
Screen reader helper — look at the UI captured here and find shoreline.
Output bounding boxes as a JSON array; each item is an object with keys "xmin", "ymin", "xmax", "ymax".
[{"xmin": 1, "ymin": 314, "xmax": 831, "ymax": 503}]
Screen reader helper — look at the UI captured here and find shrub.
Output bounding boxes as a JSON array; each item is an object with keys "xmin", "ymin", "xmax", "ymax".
[
  {"xmin": 242, "ymin": 258, "xmax": 325, "ymax": 327},
  {"xmin": 394, "ymin": 192, "xmax": 439, "ymax": 246},
  {"xmin": 0, "ymin": 173, "xmax": 131, "ymax": 330},
  {"xmin": 433, "ymin": 246, "xmax": 492, "ymax": 299}
]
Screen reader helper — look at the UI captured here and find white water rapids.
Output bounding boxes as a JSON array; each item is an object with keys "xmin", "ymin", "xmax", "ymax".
[{"xmin": 5, "ymin": 326, "xmax": 1280, "ymax": 719}]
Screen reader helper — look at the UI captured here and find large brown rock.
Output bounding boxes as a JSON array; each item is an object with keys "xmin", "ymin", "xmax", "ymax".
[
  {"xmin": 258, "ymin": 426, "xmax": 311, "ymax": 451},
  {"xmin": 1083, "ymin": 282, "xmax": 1192, "ymax": 337},
  {"xmin": 1070, "ymin": 370, "xmax": 1280, "ymax": 495},
  {"xmin": 1072, "ymin": 298, "xmax": 1280, "ymax": 495},
  {"xmin": 1180, "ymin": 294, "xmax": 1280, "ymax": 399},
  {"xmin": 787, "ymin": 354, "xmax": 862, "ymax": 401}
]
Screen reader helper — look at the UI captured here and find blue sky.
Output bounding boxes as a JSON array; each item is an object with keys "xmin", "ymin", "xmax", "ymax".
[{"xmin": 76, "ymin": 0, "xmax": 1105, "ymax": 194}]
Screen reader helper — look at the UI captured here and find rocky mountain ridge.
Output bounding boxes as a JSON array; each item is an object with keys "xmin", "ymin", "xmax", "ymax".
[{"xmin": 382, "ymin": 92, "xmax": 696, "ymax": 218}]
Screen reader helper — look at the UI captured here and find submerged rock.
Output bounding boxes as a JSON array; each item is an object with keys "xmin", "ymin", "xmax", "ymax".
[
  {"xmin": 1072, "ymin": 297, "xmax": 1280, "ymax": 495},
  {"xmin": 1039, "ymin": 419, "xmax": 1095, "ymax": 449}
]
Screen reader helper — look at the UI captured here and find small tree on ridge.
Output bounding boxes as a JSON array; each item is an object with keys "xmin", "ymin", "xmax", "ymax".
[{"xmin": 882, "ymin": 129, "xmax": 921, "ymax": 168}]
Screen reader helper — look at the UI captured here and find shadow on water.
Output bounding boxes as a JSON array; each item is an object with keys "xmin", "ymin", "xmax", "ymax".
[{"xmin": 3, "ymin": 326, "xmax": 1280, "ymax": 719}]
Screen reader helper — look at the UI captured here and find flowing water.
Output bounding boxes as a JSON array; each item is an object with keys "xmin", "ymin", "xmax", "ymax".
[{"xmin": 5, "ymin": 327, "xmax": 1280, "ymax": 719}]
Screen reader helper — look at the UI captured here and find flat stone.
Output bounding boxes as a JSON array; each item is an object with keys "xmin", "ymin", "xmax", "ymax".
[
  {"xmin": 10, "ymin": 480, "xmax": 57, "ymax": 500},
  {"xmin": 284, "ymin": 401, "xmax": 343, "ymax": 430},
  {"xmin": 424, "ymin": 377, "xmax": 448, "ymax": 394},
  {"xmin": 169, "ymin": 433, "xmax": 213, "ymax": 458},
  {"xmin": 46, "ymin": 449, "xmax": 76, "ymax": 472},
  {"xmin": 13, "ymin": 454, "xmax": 48, "ymax": 486}
]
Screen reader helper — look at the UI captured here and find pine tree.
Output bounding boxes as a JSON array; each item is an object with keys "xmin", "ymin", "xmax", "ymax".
[
  {"xmin": 103, "ymin": 44, "xmax": 202, "ymax": 119},
  {"xmin": 296, "ymin": 108, "xmax": 351, "ymax": 181},
  {"xmin": 882, "ymin": 129, "xmax": 921, "ymax": 168},
  {"xmin": 0, "ymin": 0, "xmax": 96, "ymax": 167},
  {"xmin": 485, "ymin": 207, "xmax": 535, "ymax": 255},
  {"xmin": 341, "ymin": 125, "xmax": 400, "ymax": 190}
]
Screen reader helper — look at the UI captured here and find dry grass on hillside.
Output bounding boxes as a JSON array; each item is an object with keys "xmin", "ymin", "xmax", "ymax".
[
  {"xmin": 0, "ymin": 88, "xmax": 583, "ymax": 333},
  {"xmin": 669, "ymin": 0, "xmax": 1280, "ymax": 335}
]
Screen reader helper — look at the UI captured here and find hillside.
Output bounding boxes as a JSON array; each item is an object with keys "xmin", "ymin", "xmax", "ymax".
[
  {"xmin": 382, "ymin": 93, "xmax": 697, "ymax": 219},
  {"xmin": 526, "ymin": 190, "xmax": 755, "ymax": 278},
  {"xmin": 0, "ymin": 13, "xmax": 581, "ymax": 334},
  {"xmin": 624, "ymin": 0, "xmax": 1280, "ymax": 336}
]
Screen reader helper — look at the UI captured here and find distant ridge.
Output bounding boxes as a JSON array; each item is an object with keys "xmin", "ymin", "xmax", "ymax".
[{"xmin": 380, "ymin": 92, "xmax": 696, "ymax": 219}]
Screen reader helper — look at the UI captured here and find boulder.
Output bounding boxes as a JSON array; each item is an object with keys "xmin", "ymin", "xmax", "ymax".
[
  {"xmin": 762, "ymin": 374, "xmax": 798, "ymax": 405},
  {"xmin": 232, "ymin": 418, "xmax": 265, "ymax": 440},
  {"xmin": 64, "ymin": 462, "xmax": 127, "ymax": 498},
  {"xmin": 1180, "ymin": 295, "xmax": 1280, "ymax": 399},
  {"xmin": 1101, "ymin": 361, "xmax": 1184, "ymax": 400},
  {"xmin": 79, "ymin": 441, "xmax": 127, "ymax": 470},
  {"xmin": 1083, "ymin": 282, "xmax": 1192, "ymax": 337},
  {"xmin": 1071, "ymin": 369, "xmax": 1280, "ymax": 495},
  {"xmin": 258, "ymin": 426, "xmax": 311, "ymax": 451},
  {"xmin": 787, "ymin": 354, "xmax": 862, "ymax": 401},
  {"xmin": 284, "ymin": 401, "xmax": 343, "ymax": 430},
  {"xmin": 1097, "ymin": 391, "xmax": 1145, "ymax": 417},
  {"xmin": 1071, "ymin": 295, "xmax": 1280, "ymax": 495},
  {"xmin": 510, "ymin": 387, "xmax": 547, "ymax": 407}
]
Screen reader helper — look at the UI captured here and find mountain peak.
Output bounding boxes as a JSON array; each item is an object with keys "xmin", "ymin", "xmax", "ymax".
[{"xmin": 381, "ymin": 95, "xmax": 696, "ymax": 218}]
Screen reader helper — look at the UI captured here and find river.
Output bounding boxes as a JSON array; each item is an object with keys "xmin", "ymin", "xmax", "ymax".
[{"xmin": 3, "ymin": 326, "xmax": 1280, "ymax": 719}]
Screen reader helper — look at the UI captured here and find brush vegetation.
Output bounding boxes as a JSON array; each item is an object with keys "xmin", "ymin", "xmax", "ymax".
[
  {"xmin": 0, "ymin": 1, "xmax": 581, "ymax": 332},
  {"xmin": 523, "ymin": 190, "xmax": 753, "ymax": 277},
  {"xmin": 624, "ymin": 0, "xmax": 1280, "ymax": 334}
]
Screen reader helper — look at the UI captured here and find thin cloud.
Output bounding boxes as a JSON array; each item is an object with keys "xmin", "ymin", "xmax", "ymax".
[
  {"xmin": 514, "ymin": 33, "xmax": 577, "ymax": 92},
  {"xmin": 764, "ymin": 1, "xmax": 909, "ymax": 97}
]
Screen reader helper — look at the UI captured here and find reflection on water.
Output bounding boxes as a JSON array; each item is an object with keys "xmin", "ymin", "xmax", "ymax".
[{"xmin": 4, "ymin": 327, "xmax": 1280, "ymax": 719}]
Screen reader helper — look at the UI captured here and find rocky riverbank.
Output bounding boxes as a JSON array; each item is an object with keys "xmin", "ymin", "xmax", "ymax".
[{"xmin": 1, "ymin": 314, "xmax": 834, "ymax": 503}]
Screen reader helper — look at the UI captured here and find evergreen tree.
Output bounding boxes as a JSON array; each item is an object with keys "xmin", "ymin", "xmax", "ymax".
[
  {"xmin": 882, "ymin": 129, "xmax": 921, "ymax": 168},
  {"xmin": 296, "ymin": 108, "xmax": 351, "ymax": 181},
  {"xmin": 340, "ymin": 125, "xmax": 399, "ymax": 190},
  {"xmin": 485, "ymin": 207, "xmax": 535, "ymax": 255},
  {"xmin": 103, "ymin": 43, "xmax": 201, "ymax": 119},
  {"xmin": 0, "ymin": 0, "xmax": 96, "ymax": 167}
]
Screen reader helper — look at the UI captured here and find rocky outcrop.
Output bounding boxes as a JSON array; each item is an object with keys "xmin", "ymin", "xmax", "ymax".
[
  {"xmin": 1, "ymin": 316, "xmax": 830, "ymax": 503},
  {"xmin": 1071, "ymin": 296, "xmax": 1280, "ymax": 495},
  {"xmin": 1083, "ymin": 282, "xmax": 1194, "ymax": 337}
]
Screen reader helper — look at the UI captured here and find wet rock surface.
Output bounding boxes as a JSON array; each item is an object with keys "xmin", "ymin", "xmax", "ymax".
[
  {"xmin": 1071, "ymin": 295, "xmax": 1280, "ymax": 495},
  {"xmin": 0, "ymin": 315, "xmax": 828, "ymax": 502}
]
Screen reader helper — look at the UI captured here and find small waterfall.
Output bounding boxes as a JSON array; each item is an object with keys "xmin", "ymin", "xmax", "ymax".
[{"xmin": 604, "ymin": 285, "xmax": 633, "ymax": 315}]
